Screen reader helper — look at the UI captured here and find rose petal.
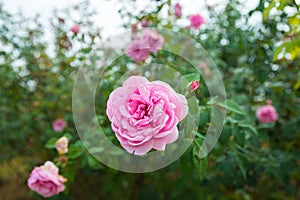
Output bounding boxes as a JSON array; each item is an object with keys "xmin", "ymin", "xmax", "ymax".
[
  {"xmin": 123, "ymin": 76, "xmax": 149, "ymax": 88},
  {"xmin": 153, "ymin": 127, "xmax": 178, "ymax": 150},
  {"xmin": 122, "ymin": 139, "xmax": 154, "ymax": 156}
]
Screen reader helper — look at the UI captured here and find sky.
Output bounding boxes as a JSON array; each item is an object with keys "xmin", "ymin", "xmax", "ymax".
[{"xmin": 1, "ymin": 0, "xmax": 260, "ymax": 38}]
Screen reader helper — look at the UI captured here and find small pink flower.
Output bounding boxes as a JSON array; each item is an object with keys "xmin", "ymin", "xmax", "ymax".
[
  {"xmin": 106, "ymin": 76, "xmax": 188, "ymax": 156},
  {"xmin": 70, "ymin": 24, "xmax": 80, "ymax": 34},
  {"xmin": 52, "ymin": 119, "xmax": 67, "ymax": 132},
  {"xmin": 27, "ymin": 161, "xmax": 67, "ymax": 198},
  {"xmin": 189, "ymin": 14, "xmax": 205, "ymax": 29},
  {"xmin": 125, "ymin": 37, "xmax": 150, "ymax": 63},
  {"xmin": 190, "ymin": 80, "xmax": 200, "ymax": 91},
  {"xmin": 55, "ymin": 136, "xmax": 69, "ymax": 154},
  {"xmin": 174, "ymin": 3, "xmax": 182, "ymax": 18},
  {"xmin": 142, "ymin": 29, "xmax": 164, "ymax": 53},
  {"xmin": 256, "ymin": 102, "xmax": 278, "ymax": 123}
]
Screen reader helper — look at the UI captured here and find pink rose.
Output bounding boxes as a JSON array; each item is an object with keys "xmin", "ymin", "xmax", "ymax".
[
  {"xmin": 174, "ymin": 3, "xmax": 182, "ymax": 18},
  {"xmin": 52, "ymin": 119, "xmax": 67, "ymax": 132},
  {"xmin": 125, "ymin": 29, "xmax": 164, "ymax": 63},
  {"xmin": 125, "ymin": 37, "xmax": 150, "ymax": 63},
  {"xmin": 55, "ymin": 136, "xmax": 69, "ymax": 154},
  {"xmin": 142, "ymin": 29, "xmax": 164, "ymax": 53},
  {"xmin": 189, "ymin": 14, "xmax": 205, "ymax": 29},
  {"xmin": 190, "ymin": 80, "xmax": 200, "ymax": 91},
  {"xmin": 27, "ymin": 161, "xmax": 67, "ymax": 198},
  {"xmin": 70, "ymin": 24, "xmax": 80, "ymax": 34},
  {"xmin": 256, "ymin": 102, "xmax": 278, "ymax": 123},
  {"xmin": 106, "ymin": 76, "xmax": 188, "ymax": 156}
]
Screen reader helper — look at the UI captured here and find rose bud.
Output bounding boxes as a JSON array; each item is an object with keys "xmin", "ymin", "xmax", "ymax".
[
  {"xmin": 70, "ymin": 24, "xmax": 80, "ymax": 34},
  {"xmin": 55, "ymin": 136, "xmax": 69, "ymax": 154},
  {"xmin": 190, "ymin": 80, "xmax": 200, "ymax": 91}
]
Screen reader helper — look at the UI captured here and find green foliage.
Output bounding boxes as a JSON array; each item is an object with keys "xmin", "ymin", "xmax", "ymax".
[{"xmin": 0, "ymin": 0, "xmax": 299, "ymax": 199}]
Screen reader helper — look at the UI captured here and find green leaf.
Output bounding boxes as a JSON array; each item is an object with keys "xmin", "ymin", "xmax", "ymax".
[
  {"xmin": 238, "ymin": 121, "xmax": 258, "ymax": 135},
  {"xmin": 67, "ymin": 146, "xmax": 83, "ymax": 159},
  {"xmin": 199, "ymin": 106, "xmax": 209, "ymax": 129},
  {"xmin": 193, "ymin": 148, "xmax": 208, "ymax": 181},
  {"xmin": 63, "ymin": 133, "xmax": 73, "ymax": 141},
  {"xmin": 219, "ymin": 126, "xmax": 232, "ymax": 144},
  {"xmin": 258, "ymin": 122, "xmax": 275, "ymax": 129},
  {"xmin": 87, "ymin": 156, "xmax": 102, "ymax": 170},
  {"xmin": 235, "ymin": 152, "xmax": 247, "ymax": 179},
  {"xmin": 206, "ymin": 96, "xmax": 219, "ymax": 105},
  {"xmin": 45, "ymin": 137, "xmax": 58, "ymax": 149},
  {"xmin": 63, "ymin": 164, "xmax": 76, "ymax": 182},
  {"xmin": 182, "ymin": 73, "xmax": 200, "ymax": 83},
  {"xmin": 233, "ymin": 127, "xmax": 245, "ymax": 146},
  {"xmin": 89, "ymin": 146, "xmax": 104, "ymax": 154},
  {"xmin": 218, "ymin": 100, "xmax": 246, "ymax": 115}
]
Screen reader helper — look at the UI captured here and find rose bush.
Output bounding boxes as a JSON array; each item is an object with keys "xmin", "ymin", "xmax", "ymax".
[
  {"xmin": 106, "ymin": 76, "xmax": 188, "ymax": 155},
  {"xmin": 0, "ymin": 0, "xmax": 299, "ymax": 199}
]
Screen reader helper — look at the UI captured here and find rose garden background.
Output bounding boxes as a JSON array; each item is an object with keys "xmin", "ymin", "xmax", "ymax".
[{"xmin": 0, "ymin": 0, "xmax": 300, "ymax": 199}]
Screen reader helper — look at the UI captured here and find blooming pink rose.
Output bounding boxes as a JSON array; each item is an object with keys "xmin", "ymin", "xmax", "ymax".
[
  {"xmin": 55, "ymin": 136, "xmax": 69, "ymax": 154},
  {"xmin": 190, "ymin": 80, "xmax": 200, "ymax": 91},
  {"xmin": 174, "ymin": 3, "xmax": 182, "ymax": 18},
  {"xmin": 52, "ymin": 119, "xmax": 67, "ymax": 132},
  {"xmin": 70, "ymin": 24, "xmax": 80, "ymax": 34},
  {"xmin": 256, "ymin": 103, "xmax": 278, "ymax": 123},
  {"xmin": 106, "ymin": 76, "xmax": 188, "ymax": 156},
  {"xmin": 27, "ymin": 161, "xmax": 67, "ymax": 198},
  {"xmin": 189, "ymin": 14, "xmax": 205, "ymax": 29},
  {"xmin": 142, "ymin": 29, "xmax": 164, "ymax": 53},
  {"xmin": 125, "ymin": 37, "xmax": 150, "ymax": 63}
]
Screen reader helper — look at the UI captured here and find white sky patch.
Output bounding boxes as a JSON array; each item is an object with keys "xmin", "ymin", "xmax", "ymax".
[{"xmin": 1, "ymin": 0, "xmax": 259, "ymax": 38}]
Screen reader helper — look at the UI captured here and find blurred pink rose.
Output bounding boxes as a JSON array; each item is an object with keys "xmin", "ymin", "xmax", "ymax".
[
  {"xmin": 52, "ymin": 119, "xmax": 67, "ymax": 132},
  {"xmin": 55, "ymin": 136, "xmax": 69, "ymax": 154},
  {"xmin": 125, "ymin": 37, "xmax": 150, "ymax": 63},
  {"xmin": 106, "ymin": 76, "xmax": 188, "ymax": 155},
  {"xmin": 256, "ymin": 102, "xmax": 278, "ymax": 123},
  {"xmin": 190, "ymin": 80, "xmax": 200, "ymax": 91},
  {"xmin": 27, "ymin": 161, "xmax": 67, "ymax": 198},
  {"xmin": 189, "ymin": 14, "xmax": 205, "ymax": 29},
  {"xmin": 174, "ymin": 3, "xmax": 182, "ymax": 18},
  {"xmin": 125, "ymin": 29, "xmax": 164, "ymax": 63},
  {"xmin": 142, "ymin": 29, "xmax": 164, "ymax": 53},
  {"xmin": 70, "ymin": 24, "xmax": 80, "ymax": 34}
]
